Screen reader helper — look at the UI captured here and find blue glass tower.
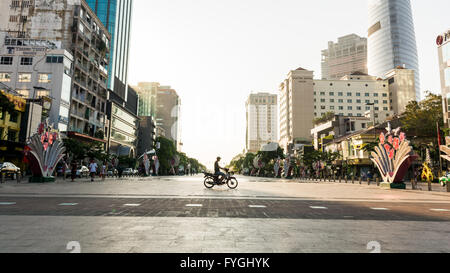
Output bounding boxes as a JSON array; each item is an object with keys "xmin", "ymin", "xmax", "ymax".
[
  {"xmin": 86, "ymin": 0, "xmax": 133, "ymax": 100},
  {"xmin": 368, "ymin": 0, "xmax": 420, "ymax": 100}
]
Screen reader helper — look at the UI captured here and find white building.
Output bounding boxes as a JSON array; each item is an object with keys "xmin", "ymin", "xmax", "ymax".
[
  {"xmin": 0, "ymin": 32, "xmax": 73, "ymax": 133},
  {"xmin": 246, "ymin": 93, "xmax": 278, "ymax": 153}
]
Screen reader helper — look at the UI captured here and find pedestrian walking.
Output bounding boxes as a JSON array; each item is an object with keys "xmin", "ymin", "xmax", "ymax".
[
  {"xmin": 101, "ymin": 162, "xmax": 107, "ymax": 181},
  {"xmin": 89, "ymin": 159, "xmax": 98, "ymax": 182},
  {"xmin": 71, "ymin": 161, "xmax": 77, "ymax": 182}
]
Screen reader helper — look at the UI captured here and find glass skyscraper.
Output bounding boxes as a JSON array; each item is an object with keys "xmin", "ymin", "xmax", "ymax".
[
  {"xmin": 368, "ymin": 0, "xmax": 420, "ymax": 100},
  {"xmin": 86, "ymin": 0, "xmax": 133, "ymax": 100}
]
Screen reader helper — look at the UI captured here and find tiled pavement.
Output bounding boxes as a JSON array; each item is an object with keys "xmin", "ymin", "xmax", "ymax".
[{"xmin": 0, "ymin": 175, "xmax": 449, "ymax": 253}]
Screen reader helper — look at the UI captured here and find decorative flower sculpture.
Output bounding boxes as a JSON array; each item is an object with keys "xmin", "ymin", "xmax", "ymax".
[
  {"xmin": 370, "ymin": 123, "xmax": 417, "ymax": 184},
  {"xmin": 25, "ymin": 120, "xmax": 66, "ymax": 178}
]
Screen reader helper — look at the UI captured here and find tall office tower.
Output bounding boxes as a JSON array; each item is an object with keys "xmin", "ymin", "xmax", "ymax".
[
  {"xmin": 134, "ymin": 82, "xmax": 159, "ymax": 117},
  {"xmin": 86, "ymin": 0, "xmax": 133, "ymax": 100},
  {"xmin": 245, "ymin": 93, "xmax": 278, "ymax": 153},
  {"xmin": 156, "ymin": 86, "xmax": 181, "ymax": 151},
  {"xmin": 368, "ymin": 0, "xmax": 420, "ymax": 100},
  {"xmin": 321, "ymin": 34, "xmax": 368, "ymax": 80},
  {"xmin": 278, "ymin": 68, "xmax": 315, "ymax": 154}
]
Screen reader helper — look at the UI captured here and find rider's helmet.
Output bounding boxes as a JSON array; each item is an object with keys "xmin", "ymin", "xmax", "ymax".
[{"xmin": 217, "ymin": 157, "xmax": 221, "ymax": 161}]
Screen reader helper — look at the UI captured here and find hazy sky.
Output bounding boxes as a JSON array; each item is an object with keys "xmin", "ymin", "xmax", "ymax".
[{"xmin": 128, "ymin": 0, "xmax": 450, "ymax": 168}]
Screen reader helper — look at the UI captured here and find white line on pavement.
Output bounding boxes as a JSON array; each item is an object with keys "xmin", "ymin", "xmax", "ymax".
[
  {"xmin": 249, "ymin": 205, "xmax": 267, "ymax": 208},
  {"xmin": 430, "ymin": 209, "xmax": 450, "ymax": 212},
  {"xmin": 59, "ymin": 203, "xmax": 78, "ymax": 206},
  {"xmin": 123, "ymin": 204, "xmax": 141, "ymax": 207},
  {"xmin": 186, "ymin": 204, "xmax": 203, "ymax": 207},
  {"xmin": 0, "ymin": 202, "xmax": 16, "ymax": 205},
  {"xmin": 310, "ymin": 206, "xmax": 328, "ymax": 210},
  {"xmin": 371, "ymin": 208, "xmax": 390, "ymax": 211}
]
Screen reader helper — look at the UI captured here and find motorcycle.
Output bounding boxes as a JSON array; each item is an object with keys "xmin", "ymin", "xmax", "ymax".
[{"xmin": 203, "ymin": 168, "xmax": 238, "ymax": 189}]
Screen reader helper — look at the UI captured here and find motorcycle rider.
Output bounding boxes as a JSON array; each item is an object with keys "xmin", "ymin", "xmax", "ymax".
[{"xmin": 214, "ymin": 157, "xmax": 226, "ymax": 182}]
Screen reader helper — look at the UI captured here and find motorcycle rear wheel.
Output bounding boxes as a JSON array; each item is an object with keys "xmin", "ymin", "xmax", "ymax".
[{"xmin": 204, "ymin": 177, "xmax": 214, "ymax": 189}]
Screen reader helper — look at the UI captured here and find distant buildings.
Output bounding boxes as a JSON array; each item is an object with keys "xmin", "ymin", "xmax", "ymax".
[
  {"xmin": 321, "ymin": 34, "xmax": 367, "ymax": 80},
  {"xmin": 437, "ymin": 30, "xmax": 450, "ymax": 128},
  {"xmin": 278, "ymin": 67, "xmax": 416, "ymax": 154},
  {"xmin": 134, "ymin": 82, "xmax": 181, "ymax": 152},
  {"xmin": 368, "ymin": 0, "xmax": 420, "ymax": 99},
  {"xmin": 245, "ymin": 93, "xmax": 278, "ymax": 153}
]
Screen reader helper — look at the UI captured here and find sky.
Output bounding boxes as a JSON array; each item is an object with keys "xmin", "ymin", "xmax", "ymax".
[{"xmin": 128, "ymin": 0, "xmax": 450, "ymax": 169}]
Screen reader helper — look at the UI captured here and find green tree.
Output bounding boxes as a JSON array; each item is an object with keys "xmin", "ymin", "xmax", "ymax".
[
  {"xmin": 402, "ymin": 92, "xmax": 443, "ymax": 141},
  {"xmin": 156, "ymin": 136, "xmax": 176, "ymax": 174}
]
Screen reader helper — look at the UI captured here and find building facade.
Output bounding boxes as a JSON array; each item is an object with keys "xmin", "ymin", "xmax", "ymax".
[
  {"xmin": 321, "ymin": 34, "xmax": 368, "ymax": 80},
  {"xmin": 0, "ymin": 32, "xmax": 73, "ymax": 133},
  {"xmin": 437, "ymin": 30, "xmax": 450, "ymax": 128},
  {"xmin": 134, "ymin": 82, "xmax": 158, "ymax": 117},
  {"xmin": 245, "ymin": 93, "xmax": 277, "ymax": 153},
  {"xmin": 86, "ymin": 0, "xmax": 133, "ymax": 100},
  {"xmin": 137, "ymin": 116, "xmax": 156, "ymax": 157},
  {"xmin": 368, "ymin": 0, "xmax": 420, "ymax": 99},
  {"xmin": 156, "ymin": 86, "xmax": 181, "ymax": 151},
  {"xmin": 279, "ymin": 67, "xmax": 415, "ymax": 154},
  {"xmin": 0, "ymin": 0, "xmax": 112, "ymax": 143}
]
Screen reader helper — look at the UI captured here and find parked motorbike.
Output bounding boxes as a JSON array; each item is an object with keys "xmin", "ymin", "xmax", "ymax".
[{"xmin": 203, "ymin": 168, "xmax": 238, "ymax": 189}]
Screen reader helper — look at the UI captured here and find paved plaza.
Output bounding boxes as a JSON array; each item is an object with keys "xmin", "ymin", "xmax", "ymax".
[{"xmin": 0, "ymin": 175, "xmax": 449, "ymax": 253}]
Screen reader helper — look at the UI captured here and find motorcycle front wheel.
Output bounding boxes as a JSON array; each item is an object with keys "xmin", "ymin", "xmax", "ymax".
[
  {"xmin": 204, "ymin": 177, "xmax": 214, "ymax": 189},
  {"xmin": 227, "ymin": 178, "xmax": 238, "ymax": 189}
]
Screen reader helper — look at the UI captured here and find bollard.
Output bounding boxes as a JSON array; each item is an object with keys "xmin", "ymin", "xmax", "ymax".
[
  {"xmin": 339, "ymin": 176, "xmax": 342, "ymax": 183},
  {"xmin": 16, "ymin": 172, "xmax": 21, "ymax": 184},
  {"xmin": 428, "ymin": 181, "xmax": 432, "ymax": 192},
  {"xmin": 1, "ymin": 172, "xmax": 5, "ymax": 184},
  {"xmin": 345, "ymin": 176, "xmax": 348, "ymax": 183},
  {"xmin": 368, "ymin": 178, "xmax": 371, "ymax": 185},
  {"xmin": 359, "ymin": 176, "xmax": 362, "ymax": 185},
  {"xmin": 352, "ymin": 176, "xmax": 355, "ymax": 184},
  {"xmin": 376, "ymin": 178, "xmax": 380, "ymax": 187}
]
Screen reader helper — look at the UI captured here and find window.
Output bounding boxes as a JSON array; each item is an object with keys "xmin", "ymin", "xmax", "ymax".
[
  {"xmin": 375, "ymin": 107, "xmax": 379, "ymax": 111},
  {"xmin": 330, "ymin": 106, "xmax": 335, "ymax": 110},
  {"xmin": 18, "ymin": 90, "xmax": 29, "ymax": 98},
  {"xmin": 356, "ymin": 93, "xmax": 361, "ymax": 97},
  {"xmin": 320, "ymin": 92, "xmax": 325, "ymax": 96},
  {"xmin": 329, "ymin": 92, "xmax": 334, "ymax": 96},
  {"xmin": 383, "ymin": 107, "xmax": 388, "ymax": 111},
  {"xmin": 338, "ymin": 99, "xmax": 343, "ymax": 103},
  {"xmin": 321, "ymin": 106, "xmax": 326, "ymax": 110},
  {"xmin": 382, "ymin": 93, "xmax": 388, "ymax": 97},
  {"xmin": 365, "ymin": 93, "xmax": 370, "ymax": 97},
  {"xmin": 338, "ymin": 92, "xmax": 343, "ymax": 96},
  {"xmin": 357, "ymin": 106, "xmax": 362, "ymax": 110},
  {"xmin": 356, "ymin": 99, "xmax": 361, "ymax": 103},
  {"xmin": 7, "ymin": 130, "xmax": 17, "ymax": 142},
  {"xmin": 18, "ymin": 73, "xmax": 31, "ymax": 82},
  {"xmin": 347, "ymin": 99, "xmax": 352, "ymax": 103},
  {"xmin": 320, "ymin": 99, "xmax": 325, "ymax": 103},
  {"xmin": 361, "ymin": 123, "xmax": 366, "ymax": 129},
  {"xmin": 38, "ymin": 73, "xmax": 52, "ymax": 83},
  {"xmin": 330, "ymin": 99, "xmax": 334, "ymax": 103},
  {"xmin": 347, "ymin": 92, "xmax": 352, "ymax": 96},
  {"xmin": 9, "ymin": 112, "xmax": 18, "ymax": 123},
  {"xmin": 37, "ymin": 90, "xmax": 50, "ymax": 98},
  {"xmin": 383, "ymin": 100, "xmax": 388, "ymax": 104},
  {"xmin": 20, "ymin": 57, "xmax": 33, "ymax": 65},
  {"xmin": 348, "ymin": 106, "xmax": 353, "ymax": 110},
  {"xmin": 339, "ymin": 106, "xmax": 344, "ymax": 110},
  {"xmin": 374, "ymin": 93, "xmax": 378, "ymax": 97},
  {"xmin": 365, "ymin": 100, "xmax": 370, "ymax": 104},
  {"xmin": 374, "ymin": 100, "xmax": 379, "ymax": 104},
  {"xmin": 46, "ymin": 56, "xmax": 64, "ymax": 63},
  {"xmin": 0, "ymin": 56, "xmax": 13, "ymax": 65},
  {"xmin": 0, "ymin": 73, "xmax": 11, "ymax": 82}
]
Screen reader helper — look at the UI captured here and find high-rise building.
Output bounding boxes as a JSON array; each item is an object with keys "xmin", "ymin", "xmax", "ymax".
[
  {"xmin": 368, "ymin": 0, "xmax": 420, "ymax": 99},
  {"xmin": 437, "ymin": 30, "xmax": 450, "ymax": 128},
  {"xmin": 86, "ymin": 0, "xmax": 133, "ymax": 100},
  {"xmin": 278, "ymin": 67, "xmax": 416, "ymax": 154},
  {"xmin": 245, "ymin": 93, "xmax": 278, "ymax": 153},
  {"xmin": 321, "ymin": 34, "xmax": 368, "ymax": 80},
  {"xmin": 156, "ymin": 86, "xmax": 181, "ymax": 151},
  {"xmin": 0, "ymin": 0, "xmax": 111, "ymax": 143},
  {"xmin": 134, "ymin": 82, "xmax": 159, "ymax": 117}
]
